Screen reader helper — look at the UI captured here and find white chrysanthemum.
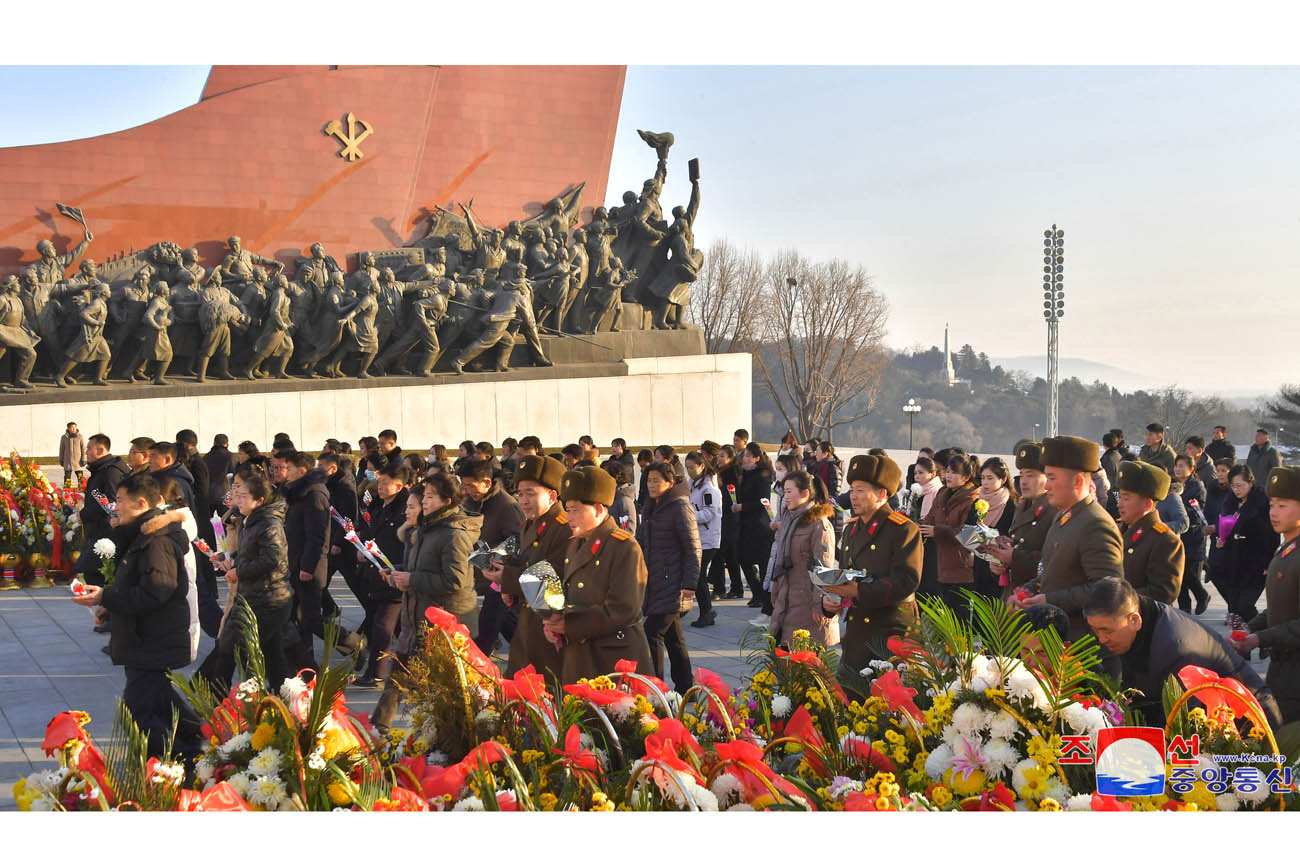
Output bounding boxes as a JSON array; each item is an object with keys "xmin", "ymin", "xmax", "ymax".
[
  {"xmin": 710, "ymin": 772, "xmax": 744, "ymax": 806},
  {"xmin": 332, "ymin": 807, "xmax": 351, "ymax": 812},
  {"xmin": 92, "ymin": 538, "xmax": 116, "ymax": 558},
  {"xmin": 248, "ymin": 774, "xmax": 287, "ymax": 808},
  {"xmin": 664, "ymin": 691, "xmax": 683, "ymax": 713},
  {"xmin": 279, "ymin": 676, "xmax": 309, "ymax": 705},
  {"xmin": 452, "ymin": 795, "xmax": 485, "ymax": 811},
  {"xmin": 427, "ymin": 750, "xmax": 449, "ymax": 767},
  {"xmin": 225, "ymin": 772, "xmax": 252, "ymax": 796},
  {"xmin": 1216, "ymin": 793, "xmax": 1240, "ymax": 812},
  {"xmin": 951, "ymin": 702, "xmax": 991, "ymax": 736},
  {"xmin": 1011, "ymin": 758, "xmax": 1038, "ymax": 791},
  {"xmin": 607, "ymin": 694, "xmax": 637, "ymax": 721},
  {"xmin": 982, "ymin": 738, "xmax": 1019, "ymax": 777},
  {"xmin": 970, "ymin": 674, "xmax": 999, "ymax": 693},
  {"xmin": 1060, "ymin": 701, "xmax": 1089, "ymax": 733},
  {"xmin": 925, "ymin": 743, "xmax": 954, "ymax": 780},
  {"xmin": 247, "ymin": 747, "xmax": 284, "ymax": 776},
  {"xmin": 195, "ymin": 759, "xmax": 215, "ymax": 786},
  {"xmin": 1067, "ymin": 793, "xmax": 1093, "ymax": 811},
  {"xmin": 727, "ymin": 803, "xmax": 755, "ymax": 812},
  {"xmin": 29, "ymin": 796, "xmax": 54, "ymax": 811},
  {"xmin": 234, "ymin": 678, "xmax": 261, "ymax": 701},
  {"xmin": 579, "ymin": 732, "xmax": 596, "ymax": 750},
  {"xmin": 1004, "ymin": 667, "xmax": 1039, "ymax": 700},
  {"xmin": 771, "ymin": 694, "xmax": 792, "ymax": 718},
  {"xmin": 307, "ymin": 750, "xmax": 326, "ymax": 771},
  {"xmin": 1044, "ymin": 777, "xmax": 1071, "ymax": 803},
  {"xmin": 218, "ymin": 731, "xmax": 252, "ymax": 756},
  {"xmin": 1081, "ymin": 706, "xmax": 1108, "ymax": 733},
  {"xmin": 1234, "ymin": 768, "xmax": 1273, "ymax": 804},
  {"xmin": 690, "ymin": 782, "xmax": 719, "ymax": 811},
  {"xmin": 988, "ymin": 710, "xmax": 1019, "ymax": 741},
  {"xmin": 149, "ymin": 761, "xmax": 185, "ymax": 786},
  {"xmin": 941, "ymin": 723, "xmax": 962, "ymax": 746}
]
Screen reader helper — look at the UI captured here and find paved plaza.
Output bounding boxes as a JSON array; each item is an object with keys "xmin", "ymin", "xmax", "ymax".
[{"xmin": 0, "ymin": 581, "xmax": 766, "ymax": 810}]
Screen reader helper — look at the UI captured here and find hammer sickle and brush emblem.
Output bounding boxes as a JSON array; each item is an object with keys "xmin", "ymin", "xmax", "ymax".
[{"xmin": 323, "ymin": 112, "xmax": 374, "ymax": 162}]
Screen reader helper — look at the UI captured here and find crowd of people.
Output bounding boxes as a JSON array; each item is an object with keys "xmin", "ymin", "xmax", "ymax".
[{"xmin": 64, "ymin": 419, "xmax": 1300, "ymax": 760}]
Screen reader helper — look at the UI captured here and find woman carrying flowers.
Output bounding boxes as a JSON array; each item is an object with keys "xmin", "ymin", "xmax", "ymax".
[{"xmin": 766, "ymin": 470, "xmax": 838, "ymax": 648}]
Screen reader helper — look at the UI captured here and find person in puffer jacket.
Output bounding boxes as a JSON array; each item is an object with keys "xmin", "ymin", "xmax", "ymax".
[
  {"xmin": 686, "ymin": 450, "xmax": 722, "ymax": 627},
  {"xmin": 636, "ymin": 461, "xmax": 702, "ymax": 692},
  {"xmin": 766, "ymin": 471, "xmax": 838, "ymax": 648}
]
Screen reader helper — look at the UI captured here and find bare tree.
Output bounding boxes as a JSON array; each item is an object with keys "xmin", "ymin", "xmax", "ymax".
[
  {"xmin": 686, "ymin": 238, "xmax": 764, "ymax": 353},
  {"xmin": 751, "ymin": 250, "xmax": 890, "ymax": 441},
  {"xmin": 1148, "ymin": 385, "xmax": 1223, "ymax": 451}
]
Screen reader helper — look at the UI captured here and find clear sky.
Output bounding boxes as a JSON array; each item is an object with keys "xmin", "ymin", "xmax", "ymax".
[{"xmin": 2, "ymin": 64, "xmax": 1297, "ymax": 397}]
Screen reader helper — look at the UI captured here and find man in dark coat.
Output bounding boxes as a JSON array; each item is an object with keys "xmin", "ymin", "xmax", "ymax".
[
  {"xmin": 318, "ymin": 451, "xmax": 367, "ymax": 635},
  {"xmin": 147, "ymin": 442, "xmax": 197, "ymax": 514},
  {"xmin": 72, "ymin": 472, "xmax": 201, "ymax": 758},
  {"xmin": 283, "ymin": 451, "xmax": 363, "ymax": 670},
  {"xmin": 1204, "ymin": 425, "xmax": 1235, "ymax": 464},
  {"xmin": 176, "ymin": 429, "xmax": 210, "ymax": 511},
  {"xmin": 1247, "ymin": 428, "xmax": 1282, "ymax": 491},
  {"xmin": 460, "ymin": 459, "xmax": 524, "ymax": 656},
  {"xmin": 79, "ymin": 433, "xmax": 128, "ymax": 589},
  {"xmin": 988, "ymin": 441, "xmax": 1059, "ymax": 597},
  {"xmin": 1085, "ymin": 577, "xmax": 1283, "ymax": 728},
  {"xmin": 1173, "ymin": 453, "xmax": 1211, "ymax": 615},
  {"xmin": 203, "ymin": 434, "xmax": 238, "ymax": 515}
]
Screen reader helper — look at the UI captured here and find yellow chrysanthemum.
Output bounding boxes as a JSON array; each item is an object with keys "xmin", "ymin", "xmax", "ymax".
[
  {"xmin": 320, "ymin": 726, "xmax": 354, "ymax": 760},
  {"xmin": 540, "ymin": 792, "xmax": 558, "ymax": 811},
  {"xmin": 884, "ymin": 729, "xmax": 903, "ymax": 744},
  {"xmin": 591, "ymin": 791, "xmax": 615, "ymax": 812},
  {"xmin": 875, "ymin": 796, "xmax": 891, "ymax": 810},
  {"xmin": 948, "ymin": 768, "xmax": 986, "ymax": 797},
  {"xmin": 250, "ymin": 722, "xmax": 276, "ymax": 752},
  {"xmin": 1038, "ymin": 797, "xmax": 1062, "ymax": 811},
  {"xmin": 854, "ymin": 721, "xmax": 869, "ymax": 736},
  {"xmin": 792, "ymin": 629, "xmax": 811, "ymax": 641},
  {"xmin": 930, "ymin": 784, "xmax": 953, "ymax": 807},
  {"xmin": 522, "ymin": 749, "xmax": 544, "ymax": 764},
  {"xmin": 878, "ymin": 781, "xmax": 898, "ymax": 798},
  {"xmin": 1182, "ymin": 783, "xmax": 1218, "ymax": 812},
  {"xmin": 892, "ymin": 746, "xmax": 908, "ymax": 765},
  {"xmin": 837, "ymin": 725, "xmax": 850, "ymax": 739},
  {"xmin": 326, "ymin": 781, "xmax": 352, "ymax": 806}
]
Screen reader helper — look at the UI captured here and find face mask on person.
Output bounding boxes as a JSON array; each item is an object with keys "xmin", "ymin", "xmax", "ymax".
[
  {"xmin": 774, "ymin": 469, "xmax": 787, "ymax": 483},
  {"xmin": 686, "ymin": 464, "xmax": 702, "ymax": 480},
  {"xmin": 365, "ymin": 470, "xmax": 378, "ymax": 481}
]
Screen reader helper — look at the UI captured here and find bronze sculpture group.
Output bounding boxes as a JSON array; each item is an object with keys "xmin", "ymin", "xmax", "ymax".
[{"xmin": 0, "ymin": 131, "xmax": 701, "ymax": 391}]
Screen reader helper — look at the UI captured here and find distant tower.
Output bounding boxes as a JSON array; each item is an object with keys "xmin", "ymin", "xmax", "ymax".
[{"xmin": 943, "ymin": 323, "xmax": 957, "ymax": 388}]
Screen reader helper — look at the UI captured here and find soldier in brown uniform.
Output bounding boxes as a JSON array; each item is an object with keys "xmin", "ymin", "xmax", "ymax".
[
  {"xmin": 486, "ymin": 454, "xmax": 572, "ymax": 682},
  {"xmin": 1233, "ymin": 466, "xmax": 1300, "ymax": 723},
  {"xmin": 821, "ymin": 454, "xmax": 922, "ymax": 680},
  {"xmin": 542, "ymin": 466, "xmax": 653, "ymax": 684},
  {"xmin": 988, "ymin": 441, "xmax": 1058, "ymax": 599},
  {"xmin": 1013, "ymin": 435, "xmax": 1123, "ymax": 641},
  {"xmin": 1115, "ymin": 460, "xmax": 1183, "ymax": 605}
]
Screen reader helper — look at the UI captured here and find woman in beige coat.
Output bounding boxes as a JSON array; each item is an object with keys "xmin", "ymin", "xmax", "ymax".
[{"xmin": 766, "ymin": 471, "xmax": 839, "ymax": 648}]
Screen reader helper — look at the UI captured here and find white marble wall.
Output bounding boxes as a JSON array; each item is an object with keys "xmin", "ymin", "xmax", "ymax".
[{"xmin": 3, "ymin": 353, "xmax": 753, "ymax": 456}]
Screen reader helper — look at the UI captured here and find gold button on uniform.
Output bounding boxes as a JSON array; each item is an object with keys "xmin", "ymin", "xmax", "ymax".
[
  {"xmin": 564, "ymin": 558, "xmax": 570, "ymax": 564},
  {"xmin": 594, "ymin": 560, "xmax": 600, "ymax": 567},
  {"xmin": 1127, "ymin": 548, "xmax": 1134, "ymax": 555},
  {"xmin": 577, "ymin": 582, "xmax": 584, "ymax": 589},
  {"xmin": 532, "ymin": 541, "xmax": 539, "ymax": 547},
  {"xmin": 870, "ymin": 544, "xmax": 876, "ymax": 550}
]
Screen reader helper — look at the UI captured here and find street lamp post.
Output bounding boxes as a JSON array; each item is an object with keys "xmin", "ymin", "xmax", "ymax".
[
  {"xmin": 1042, "ymin": 226, "xmax": 1065, "ymax": 437},
  {"xmin": 1033, "ymin": 422, "xmax": 1041, "ymax": 442},
  {"xmin": 903, "ymin": 398, "xmax": 922, "ymax": 450}
]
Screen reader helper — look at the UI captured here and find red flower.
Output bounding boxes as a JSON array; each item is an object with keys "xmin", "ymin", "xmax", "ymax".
[
  {"xmin": 460, "ymin": 740, "xmax": 512, "ymax": 771},
  {"xmin": 782, "ymin": 705, "xmax": 829, "ymax": 775},
  {"xmin": 615, "ymin": 659, "xmax": 671, "ymax": 698},
  {"xmin": 693, "ymin": 667, "xmax": 733, "ymax": 701},
  {"xmin": 502, "ymin": 666, "xmax": 549, "ymax": 704},
  {"xmin": 177, "ymin": 781, "xmax": 250, "ymax": 812},
  {"xmin": 645, "ymin": 718, "xmax": 704, "ymax": 759},
  {"xmin": 870, "ymin": 670, "xmax": 923, "ymax": 722},
  {"xmin": 421, "ymin": 764, "xmax": 470, "ymax": 801},
  {"xmin": 960, "ymin": 781, "xmax": 1015, "ymax": 811},
  {"xmin": 1091, "ymin": 793, "xmax": 1133, "ymax": 812},
  {"xmin": 713, "ymin": 739, "xmax": 809, "ymax": 806},
  {"xmin": 424, "ymin": 606, "xmax": 502, "ymax": 685},
  {"xmin": 886, "ymin": 634, "xmax": 927, "ymax": 663},
  {"xmin": 774, "ymin": 647, "xmax": 822, "ymax": 666},
  {"xmin": 843, "ymin": 790, "xmax": 879, "ymax": 810},
  {"xmin": 641, "ymin": 739, "xmax": 700, "ymax": 781},
  {"xmin": 495, "ymin": 790, "xmax": 519, "ymax": 811},
  {"xmin": 552, "ymin": 724, "xmax": 600, "ymax": 774},
  {"xmin": 1176, "ymin": 665, "xmax": 1268, "ymax": 725},
  {"xmin": 563, "ymin": 682, "xmax": 636, "ymax": 711},
  {"xmin": 842, "ymin": 738, "xmax": 896, "ymax": 775}
]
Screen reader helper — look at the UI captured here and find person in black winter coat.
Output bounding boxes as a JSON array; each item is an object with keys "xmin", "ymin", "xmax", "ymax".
[
  {"xmin": 734, "ymin": 443, "xmax": 777, "ymax": 618},
  {"xmin": 204, "ymin": 435, "xmax": 239, "ymax": 514},
  {"xmin": 1085, "ymin": 577, "xmax": 1282, "ymax": 728},
  {"xmin": 176, "ymin": 429, "xmax": 210, "ymax": 510},
  {"xmin": 210, "ymin": 472, "xmax": 293, "ymax": 691},
  {"xmin": 73, "ymin": 472, "xmax": 199, "ymax": 758},
  {"xmin": 1173, "ymin": 454, "xmax": 1211, "ymax": 614},
  {"xmin": 148, "ymin": 442, "xmax": 197, "ymax": 514},
  {"xmin": 283, "ymin": 452, "xmax": 362, "ymax": 671},
  {"xmin": 79, "ymin": 434, "xmax": 128, "ymax": 587},
  {"xmin": 1204, "ymin": 427, "xmax": 1235, "ymax": 464},
  {"xmin": 355, "ymin": 464, "xmax": 410, "ymax": 686},
  {"xmin": 637, "ymin": 464, "xmax": 702, "ymax": 692},
  {"xmin": 709, "ymin": 445, "xmax": 745, "ymax": 598},
  {"xmin": 318, "ymin": 452, "xmax": 367, "ymax": 631},
  {"xmin": 1219, "ymin": 465, "xmax": 1275, "ymax": 622},
  {"xmin": 147, "ymin": 441, "xmax": 222, "ymax": 637},
  {"xmin": 461, "ymin": 459, "xmax": 524, "ymax": 656},
  {"xmin": 1203, "ymin": 458, "xmax": 1233, "ymax": 605}
]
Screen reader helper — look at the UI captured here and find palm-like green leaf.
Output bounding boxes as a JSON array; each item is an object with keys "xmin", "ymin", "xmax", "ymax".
[
  {"xmin": 963, "ymin": 589, "xmax": 1032, "ymax": 669},
  {"xmin": 227, "ymin": 595, "xmax": 266, "ymax": 686},
  {"xmin": 1022, "ymin": 625, "xmax": 1106, "ymax": 717}
]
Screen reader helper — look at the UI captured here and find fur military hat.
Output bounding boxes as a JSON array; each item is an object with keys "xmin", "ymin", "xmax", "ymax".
[
  {"xmin": 845, "ymin": 453, "xmax": 902, "ymax": 496},
  {"xmin": 559, "ymin": 465, "xmax": 616, "ymax": 507},
  {"xmin": 1042, "ymin": 435, "xmax": 1101, "ymax": 473},
  {"xmin": 513, "ymin": 454, "xmax": 566, "ymax": 493},
  {"xmin": 1266, "ymin": 466, "xmax": 1300, "ymax": 502},
  {"xmin": 1116, "ymin": 460, "xmax": 1171, "ymax": 501},
  {"xmin": 1015, "ymin": 441, "xmax": 1046, "ymax": 472}
]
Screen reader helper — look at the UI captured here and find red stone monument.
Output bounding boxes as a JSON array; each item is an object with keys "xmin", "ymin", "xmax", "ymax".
[{"xmin": 0, "ymin": 65, "xmax": 626, "ymax": 275}]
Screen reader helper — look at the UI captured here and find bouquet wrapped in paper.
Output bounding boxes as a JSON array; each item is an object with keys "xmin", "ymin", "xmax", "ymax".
[
  {"xmin": 956, "ymin": 524, "xmax": 1000, "ymax": 561},
  {"xmin": 810, "ymin": 561, "xmax": 864, "ymax": 605},
  {"xmin": 518, "ymin": 560, "xmax": 566, "ymax": 615},
  {"xmin": 760, "ymin": 497, "xmax": 777, "ymax": 521},
  {"xmin": 468, "ymin": 536, "xmax": 519, "ymax": 571}
]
